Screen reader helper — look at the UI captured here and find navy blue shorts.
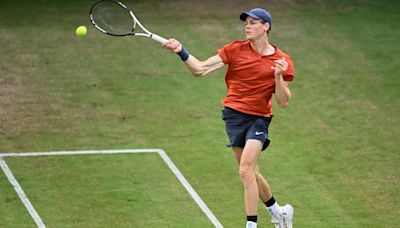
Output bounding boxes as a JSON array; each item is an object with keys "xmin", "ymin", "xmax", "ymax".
[{"xmin": 221, "ymin": 107, "xmax": 272, "ymax": 151}]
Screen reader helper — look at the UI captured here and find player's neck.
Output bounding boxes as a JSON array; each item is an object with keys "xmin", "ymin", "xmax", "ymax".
[{"xmin": 250, "ymin": 35, "xmax": 274, "ymax": 55}]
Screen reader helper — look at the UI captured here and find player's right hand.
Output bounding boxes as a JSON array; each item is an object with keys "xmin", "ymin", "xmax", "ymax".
[{"xmin": 163, "ymin": 39, "xmax": 183, "ymax": 53}]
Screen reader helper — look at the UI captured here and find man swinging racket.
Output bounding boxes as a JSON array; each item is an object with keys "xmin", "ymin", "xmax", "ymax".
[{"xmin": 164, "ymin": 8, "xmax": 294, "ymax": 228}]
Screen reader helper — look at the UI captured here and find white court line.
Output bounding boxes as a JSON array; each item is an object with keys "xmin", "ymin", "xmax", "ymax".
[
  {"xmin": 0, "ymin": 149, "xmax": 223, "ymax": 228},
  {"xmin": 0, "ymin": 157, "xmax": 46, "ymax": 228}
]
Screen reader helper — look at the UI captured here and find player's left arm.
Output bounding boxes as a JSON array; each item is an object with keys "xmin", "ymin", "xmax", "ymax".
[{"xmin": 274, "ymin": 58, "xmax": 292, "ymax": 108}]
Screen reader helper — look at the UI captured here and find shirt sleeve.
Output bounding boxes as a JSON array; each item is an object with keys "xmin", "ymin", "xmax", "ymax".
[
  {"xmin": 217, "ymin": 46, "xmax": 230, "ymax": 64},
  {"xmin": 282, "ymin": 56, "xmax": 294, "ymax": 81},
  {"xmin": 217, "ymin": 41, "xmax": 240, "ymax": 64}
]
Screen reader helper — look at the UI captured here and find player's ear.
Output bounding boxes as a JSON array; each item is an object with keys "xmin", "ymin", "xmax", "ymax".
[
  {"xmin": 265, "ymin": 22, "xmax": 272, "ymax": 35},
  {"xmin": 264, "ymin": 22, "xmax": 270, "ymax": 32}
]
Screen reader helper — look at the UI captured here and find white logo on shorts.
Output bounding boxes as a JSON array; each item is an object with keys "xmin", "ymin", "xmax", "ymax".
[{"xmin": 255, "ymin": 131, "xmax": 264, "ymax": 135}]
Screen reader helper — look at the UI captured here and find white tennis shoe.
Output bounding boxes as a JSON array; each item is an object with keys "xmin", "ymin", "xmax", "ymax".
[
  {"xmin": 246, "ymin": 221, "xmax": 257, "ymax": 228},
  {"xmin": 271, "ymin": 204, "xmax": 293, "ymax": 228}
]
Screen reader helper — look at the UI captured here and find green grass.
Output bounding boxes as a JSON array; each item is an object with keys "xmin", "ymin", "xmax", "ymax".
[
  {"xmin": 1, "ymin": 0, "xmax": 399, "ymax": 227},
  {"xmin": 2, "ymin": 154, "xmax": 212, "ymax": 227}
]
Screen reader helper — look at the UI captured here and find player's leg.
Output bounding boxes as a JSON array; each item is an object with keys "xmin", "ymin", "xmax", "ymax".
[
  {"xmin": 234, "ymin": 145, "xmax": 292, "ymax": 228},
  {"xmin": 254, "ymin": 168, "xmax": 294, "ymax": 228},
  {"xmin": 255, "ymin": 167, "xmax": 272, "ymax": 202},
  {"xmin": 234, "ymin": 139, "xmax": 263, "ymax": 228},
  {"xmin": 223, "ymin": 108, "xmax": 290, "ymax": 227},
  {"xmin": 233, "ymin": 147, "xmax": 273, "ymax": 202},
  {"xmin": 245, "ymin": 118, "xmax": 293, "ymax": 228},
  {"xmin": 233, "ymin": 147, "xmax": 257, "ymax": 228}
]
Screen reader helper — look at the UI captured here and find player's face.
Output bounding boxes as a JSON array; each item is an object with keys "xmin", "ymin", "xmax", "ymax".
[{"xmin": 245, "ymin": 17, "xmax": 269, "ymax": 40}]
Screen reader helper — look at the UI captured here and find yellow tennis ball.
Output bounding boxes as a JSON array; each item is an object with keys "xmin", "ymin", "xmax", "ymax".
[{"xmin": 75, "ymin": 26, "xmax": 87, "ymax": 37}]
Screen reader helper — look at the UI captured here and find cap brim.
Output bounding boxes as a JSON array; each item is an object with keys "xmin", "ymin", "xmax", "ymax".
[{"xmin": 240, "ymin": 12, "xmax": 262, "ymax": 21}]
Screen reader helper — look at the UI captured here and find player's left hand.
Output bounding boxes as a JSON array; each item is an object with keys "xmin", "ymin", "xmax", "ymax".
[{"xmin": 273, "ymin": 58, "xmax": 288, "ymax": 76}]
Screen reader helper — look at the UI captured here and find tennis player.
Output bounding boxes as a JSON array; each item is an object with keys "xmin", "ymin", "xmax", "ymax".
[{"xmin": 164, "ymin": 8, "xmax": 294, "ymax": 228}]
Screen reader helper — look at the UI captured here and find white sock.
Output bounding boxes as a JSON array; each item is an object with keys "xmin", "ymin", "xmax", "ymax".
[
  {"xmin": 267, "ymin": 202, "xmax": 283, "ymax": 220},
  {"xmin": 246, "ymin": 221, "xmax": 257, "ymax": 228}
]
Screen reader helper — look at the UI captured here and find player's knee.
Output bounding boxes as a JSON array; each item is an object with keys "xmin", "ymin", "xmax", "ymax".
[{"xmin": 239, "ymin": 165, "xmax": 255, "ymax": 184}]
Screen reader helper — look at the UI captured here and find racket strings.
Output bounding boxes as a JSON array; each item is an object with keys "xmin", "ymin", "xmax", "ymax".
[{"xmin": 91, "ymin": 0, "xmax": 135, "ymax": 36}]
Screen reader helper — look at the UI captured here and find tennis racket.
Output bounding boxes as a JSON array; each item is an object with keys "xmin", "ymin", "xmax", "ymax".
[{"xmin": 89, "ymin": 0, "xmax": 168, "ymax": 44}]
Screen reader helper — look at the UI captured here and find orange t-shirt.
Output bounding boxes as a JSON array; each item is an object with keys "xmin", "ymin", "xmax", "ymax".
[{"xmin": 218, "ymin": 40, "xmax": 294, "ymax": 117}]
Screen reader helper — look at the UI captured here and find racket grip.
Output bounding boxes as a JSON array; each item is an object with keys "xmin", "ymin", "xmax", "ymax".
[{"xmin": 151, "ymin": 34, "xmax": 168, "ymax": 44}]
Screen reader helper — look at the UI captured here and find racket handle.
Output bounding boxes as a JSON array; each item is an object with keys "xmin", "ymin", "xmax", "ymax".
[{"xmin": 151, "ymin": 33, "xmax": 168, "ymax": 44}]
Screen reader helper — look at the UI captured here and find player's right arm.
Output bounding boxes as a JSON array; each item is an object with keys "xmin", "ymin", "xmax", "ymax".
[
  {"xmin": 184, "ymin": 55, "xmax": 224, "ymax": 77},
  {"xmin": 163, "ymin": 39, "xmax": 225, "ymax": 77}
]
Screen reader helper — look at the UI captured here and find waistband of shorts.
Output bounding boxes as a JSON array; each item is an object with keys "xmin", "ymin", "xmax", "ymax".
[{"xmin": 224, "ymin": 106, "xmax": 273, "ymax": 120}]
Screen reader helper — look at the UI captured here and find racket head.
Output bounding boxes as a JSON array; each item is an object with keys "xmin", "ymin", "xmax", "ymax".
[{"xmin": 89, "ymin": 0, "xmax": 136, "ymax": 36}]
